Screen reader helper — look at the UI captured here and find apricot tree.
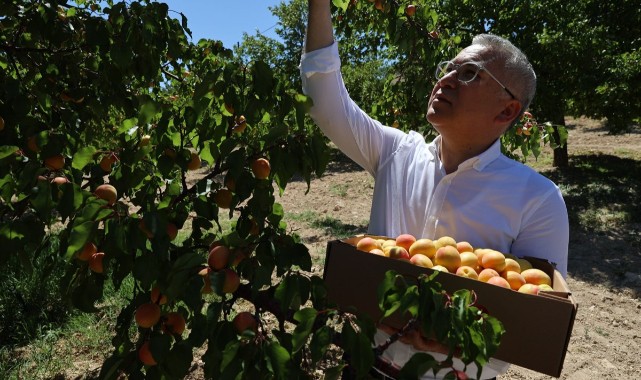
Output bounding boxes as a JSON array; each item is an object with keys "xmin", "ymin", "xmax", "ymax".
[{"xmin": 1, "ymin": 1, "xmax": 504, "ymax": 379}]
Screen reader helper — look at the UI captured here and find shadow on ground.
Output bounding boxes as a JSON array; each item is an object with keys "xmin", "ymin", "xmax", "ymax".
[{"xmin": 539, "ymin": 154, "xmax": 641, "ymax": 297}]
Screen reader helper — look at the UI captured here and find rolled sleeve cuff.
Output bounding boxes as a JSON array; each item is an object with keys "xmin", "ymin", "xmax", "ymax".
[{"xmin": 299, "ymin": 41, "xmax": 341, "ymax": 93}]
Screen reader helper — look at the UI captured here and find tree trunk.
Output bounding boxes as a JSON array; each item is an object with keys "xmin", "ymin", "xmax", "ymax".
[{"xmin": 552, "ymin": 116, "xmax": 569, "ymax": 168}]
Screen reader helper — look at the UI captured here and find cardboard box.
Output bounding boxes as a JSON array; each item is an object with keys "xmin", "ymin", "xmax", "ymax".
[{"xmin": 322, "ymin": 236, "xmax": 578, "ymax": 377}]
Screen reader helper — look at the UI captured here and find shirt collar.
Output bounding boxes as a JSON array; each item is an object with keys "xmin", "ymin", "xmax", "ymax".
[{"xmin": 428, "ymin": 136, "xmax": 501, "ymax": 171}]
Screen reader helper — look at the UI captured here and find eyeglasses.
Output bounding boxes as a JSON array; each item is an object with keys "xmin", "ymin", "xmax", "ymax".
[{"xmin": 435, "ymin": 60, "xmax": 517, "ymax": 100}]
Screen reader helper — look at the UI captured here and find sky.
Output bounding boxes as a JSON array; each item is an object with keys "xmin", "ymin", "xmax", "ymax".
[{"xmin": 161, "ymin": 1, "xmax": 284, "ymax": 48}]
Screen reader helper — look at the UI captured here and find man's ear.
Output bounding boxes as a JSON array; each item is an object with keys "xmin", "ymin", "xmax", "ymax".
[{"xmin": 495, "ymin": 99, "xmax": 522, "ymax": 125}]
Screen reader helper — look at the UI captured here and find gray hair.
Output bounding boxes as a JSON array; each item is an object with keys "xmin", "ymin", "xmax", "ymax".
[{"xmin": 472, "ymin": 34, "xmax": 537, "ymax": 118}]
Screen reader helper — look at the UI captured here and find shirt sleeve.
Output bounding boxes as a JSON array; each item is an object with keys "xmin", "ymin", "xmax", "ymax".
[
  {"xmin": 300, "ymin": 41, "xmax": 406, "ymax": 177},
  {"xmin": 511, "ymin": 185, "xmax": 569, "ymax": 277}
]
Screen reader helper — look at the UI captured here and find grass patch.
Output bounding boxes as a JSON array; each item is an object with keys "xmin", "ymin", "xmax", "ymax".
[{"xmin": 329, "ymin": 183, "xmax": 349, "ymax": 197}]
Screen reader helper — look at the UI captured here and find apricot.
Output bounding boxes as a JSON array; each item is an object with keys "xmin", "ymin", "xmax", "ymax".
[
  {"xmin": 251, "ymin": 158, "xmax": 271, "ymax": 180},
  {"xmin": 94, "ymin": 184, "xmax": 117, "ymax": 205},
  {"xmin": 456, "ymin": 241, "xmax": 474, "ymax": 253},
  {"xmin": 199, "ymin": 267, "xmax": 213, "ymax": 294},
  {"xmin": 166, "ymin": 223, "xmax": 178, "ymax": 241},
  {"xmin": 480, "ymin": 250, "xmax": 507, "ymax": 272},
  {"xmin": 410, "ymin": 253, "xmax": 433, "ymax": 268},
  {"xmin": 459, "ymin": 251, "xmax": 478, "ymax": 270},
  {"xmin": 538, "ymin": 284, "xmax": 554, "ymax": 292},
  {"xmin": 431, "ymin": 265, "xmax": 449, "ymax": 273},
  {"xmin": 139, "ymin": 219, "xmax": 154, "ymax": 239},
  {"xmin": 208, "ymin": 245, "xmax": 231, "ymax": 270},
  {"xmin": 370, "ymin": 248, "xmax": 386, "ymax": 256},
  {"xmin": 381, "ymin": 239, "xmax": 397, "ymax": 249},
  {"xmin": 162, "ymin": 312, "xmax": 186, "ymax": 336},
  {"xmin": 222, "ymin": 268, "xmax": 240, "ymax": 294},
  {"xmin": 233, "ymin": 115, "xmax": 247, "ymax": 133},
  {"xmin": 187, "ymin": 152, "xmax": 201, "ymax": 171},
  {"xmin": 138, "ymin": 341, "xmax": 157, "ymax": 366},
  {"xmin": 405, "ymin": 4, "xmax": 417, "ymax": 17},
  {"xmin": 214, "ymin": 188, "xmax": 233, "ymax": 209},
  {"xmin": 51, "ymin": 176, "xmax": 69, "ymax": 185},
  {"xmin": 27, "ymin": 135, "xmax": 40, "ymax": 152},
  {"xmin": 502, "ymin": 271, "xmax": 526, "ymax": 290},
  {"xmin": 224, "ymin": 176, "xmax": 236, "ymax": 192},
  {"xmin": 455, "ymin": 266, "xmax": 478, "ymax": 280},
  {"xmin": 503, "ymin": 258, "xmax": 521, "ymax": 273},
  {"xmin": 233, "ymin": 311, "xmax": 258, "ymax": 334},
  {"xmin": 433, "ymin": 246, "xmax": 461, "ymax": 273},
  {"xmin": 395, "ymin": 234, "xmax": 416, "ymax": 251},
  {"xmin": 486, "ymin": 276, "xmax": 511, "ymax": 289},
  {"xmin": 77, "ymin": 242, "xmax": 97, "ymax": 261},
  {"xmin": 434, "ymin": 236, "xmax": 457, "ymax": 250},
  {"xmin": 474, "ymin": 248, "xmax": 491, "ymax": 267},
  {"xmin": 356, "ymin": 237, "xmax": 380, "ymax": 252},
  {"xmin": 99, "ymin": 154, "xmax": 116, "ymax": 173},
  {"xmin": 516, "ymin": 258, "xmax": 533, "ymax": 272},
  {"xmin": 518, "ymin": 283, "xmax": 540, "ymax": 295},
  {"xmin": 44, "ymin": 154, "xmax": 65, "ymax": 170},
  {"xmin": 231, "ymin": 248, "xmax": 248, "ymax": 266},
  {"xmin": 478, "ymin": 268, "xmax": 500, "ymax": 282},
  {"xmin": 150, "ymin": 285, "xmax": 167, "ymax": 305},
  {"xmin": 521, "ymin": 268, "xmax": 552, "ymax": 286},
  {"xmin": 409, "ymin": 238, "xmax": 437, "ymax": 258},
  {"xmin": 89, "ymin": 252, "xmax": 104, "ymax": 273},
  {"xmin": 388, "ymin": 246, "xmax": 410, "ymax": 260},
  {"xmin": 135, "ymin": 302, "xmax": 161, "ymax": 328}
]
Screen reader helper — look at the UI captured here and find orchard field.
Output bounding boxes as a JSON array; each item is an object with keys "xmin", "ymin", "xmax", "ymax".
[{"xmin": 3, "ymin": 115, "xmax": 640, "ymax": 379}]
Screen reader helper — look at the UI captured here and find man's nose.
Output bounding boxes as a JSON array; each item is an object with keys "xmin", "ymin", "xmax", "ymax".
[{"xmin": 437, "ymin": 70, "xmax": 458, "ymax": 88}]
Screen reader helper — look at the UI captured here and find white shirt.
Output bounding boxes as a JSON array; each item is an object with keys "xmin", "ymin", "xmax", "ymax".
[{"xmin": 300, "ymin": 41, "xmax": 569, "ymax": 379}]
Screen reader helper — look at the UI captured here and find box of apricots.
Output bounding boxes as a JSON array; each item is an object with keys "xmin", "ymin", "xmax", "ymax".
[{"xmin": 322, "ymin": 234, "xmax": 578, "ymax": 377}]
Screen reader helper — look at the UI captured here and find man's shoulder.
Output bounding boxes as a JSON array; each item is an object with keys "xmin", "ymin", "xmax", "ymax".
[{"xmin": 495, "ymin": 155, "xmax": 560, "ymax": 188}]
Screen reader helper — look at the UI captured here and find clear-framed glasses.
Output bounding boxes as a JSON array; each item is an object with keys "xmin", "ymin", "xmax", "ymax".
[{"xmin": 435, "ymin": 60, "xmax": 517, "ymax": 100}]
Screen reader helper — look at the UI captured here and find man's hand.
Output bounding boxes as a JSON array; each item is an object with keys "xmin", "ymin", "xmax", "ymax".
[{"xmin": 377, "ymin": 323, "xmax": 452, "ymax": 356}]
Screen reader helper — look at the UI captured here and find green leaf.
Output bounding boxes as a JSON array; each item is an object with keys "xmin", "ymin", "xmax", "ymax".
[
  {"xmin": 292, "ymin": 307, "xmax": 317, "ymax": 353},
  {"xmin": 310, "ymin": 325, "xmax": 332, "ymax": 365},
  {"xmin": 72, "ymin": 146, "xmax": 97, "ymax": 170},
  {"xmin": 163, "ymin": 341, "xmax": 193, "ymax": 378},
  {"xmin": 65, "ymin": 220, "xmax": 95, "ymax": 260},
  {"xmin": 266, "ymin": 340, "xmax": 290, "ymax": 380},
  {"xmin": 332, "ymin": 0, "xmax": 349, "ymax": 12},
  {"xmin": 0, "ymin": 145, "xmax": 19, "ymax": 159}
]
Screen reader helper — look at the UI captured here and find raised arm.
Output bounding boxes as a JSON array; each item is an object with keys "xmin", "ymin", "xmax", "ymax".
[{"xmin": 305, "ymin": 0, "xmax": 334, "ymax": 52}]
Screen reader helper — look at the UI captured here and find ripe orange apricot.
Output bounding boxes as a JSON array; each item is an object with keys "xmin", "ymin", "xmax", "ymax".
[
  {"xmin": 370, "ymin": 248, "xmax": 386, "ymax": 256},
  {"xmin": 486, "ymin": 276, "xmax": 511, "ymax": 289},
  {"xmin": 434, "ymin": 236, "xmax": 457, "ymax": 250},
  {"xmin": 456, "ymin": 241, "xmax": 474, "ymax": 253},
  {"xmin": 433, "ymin": 246, "xmax": 461, "ymax": 273},
  {"xmin": 51, "ymin": 176, "xmax": 69, "ymax": 185},
  {"xmin": 222, "ymin": 268, "xmax": 240, "ymax": 294},
  {"xmin": 409, "ymin": 238, "xmax": 437, "ymax": 259},
  {"xmin": 214, "ymin": 188, "xmax": 233, "ymax": 209},
  {"xmin": 388, "ymin": 246, "xmax": 410, "ymax": 260},
  {"xmin": 480, "ymin": 250, "xmax": 507, "ymax": 272},
  {"xmin": 44, "ymin": 154, "xmax": 65, "ymax": 170},
  {"xmin": 502, "ymin": 271, "xmax": 526, "ymax": 290},
  {"xmin": 89, "ymin": 252, "xmax": 104, "ymax": 273},
  {"xmin": 208, "ymin": 245, "xmax": 231, "ymax": 270},
  {"xmin": 99, "ymin": 154, "xmax": 116, "ymax": 173},
  {"xmin": 199, "ymin": 267, "xmax": 213, "ymax": 294},
  {"xmin": 431, "ymin": 265, "xmax": 449, "ymax": 273},
  {"xmin": 187, "ymin": 152, "xmax": 201, "ymax": 171},
  {"xmin": 77, "ymin": 242, "xmax": 97, "ymax": 261},
  {"xmin": 251, "ymin": 158, "xmax": 271, "ymax": 180},
  {"xmin": 233, "ymin": 311, "xmax": 258, "ymax": 334},
  {"xmin": 162, "ymin": 312, "xmax": 186, "ymax": 336},
  {"xmin": 405, "ymin": 4, "xmax": 417, "ymax": 17},
  {"xmin": 135, "ymin": 302, "xmax": 161, "ymax": 328},
  {"xmin": 150, "ymin": 285, "xmax": 167, "ymax": 305},
  {"xmin": 166, "ymin": 223, "xmax": 178, "ymax": 241},
  {"xmin": 395, "ymin": 234, "xmax": 416, "ymax": 251},
  {"xmin": 138, "ymin": 341, "xmax": 157, "ymax": 366},
  {"xmin": 233, "ymin": 115, "xmax": 247, "ymax": 133},
  {"xmin": 459, "ymin": 251, "xmax": 479, "ymax": 271},
  {"xmin": 521, "ymin": 268, "xmax": 552, "ymax": 286},
  {"xmin": 503, "ymin": 258, "xmax": 521, "ymax": 273},
  {"xmin": 455, "ymin": 266, "xmax": 479, "ymax": 280},
  {"xmin": 518, "ymin": 283, "xmax": 540, "ymax": 295},
  {"xmin": 94, "ymin": 184, "xmax": 117, "ymax": 205},
  {"xmin": 478, "ymin": 268, "xmax": 500, "ymax": 282},
  {"xmin": 356, "ymin": 237, "xmax": 380, "ymax": 252},
  {"xmin": 410, "ymin": 253, "xmax": 433, "ymax": 268}
]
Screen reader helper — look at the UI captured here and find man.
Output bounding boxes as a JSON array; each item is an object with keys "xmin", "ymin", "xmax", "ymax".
[{"xmin": 300, "ymin": 0, "xmax": 569, "ymax": 378}]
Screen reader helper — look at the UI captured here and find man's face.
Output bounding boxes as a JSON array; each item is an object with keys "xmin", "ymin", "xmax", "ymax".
[{"xmin": 426, "ymin": 45, "xmax": 514, "ymax": 139}]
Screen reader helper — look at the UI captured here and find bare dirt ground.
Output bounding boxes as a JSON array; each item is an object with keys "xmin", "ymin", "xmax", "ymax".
[{"xmin": 274, "ymin": 117, "xmax": 641, "ymax": 379}]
